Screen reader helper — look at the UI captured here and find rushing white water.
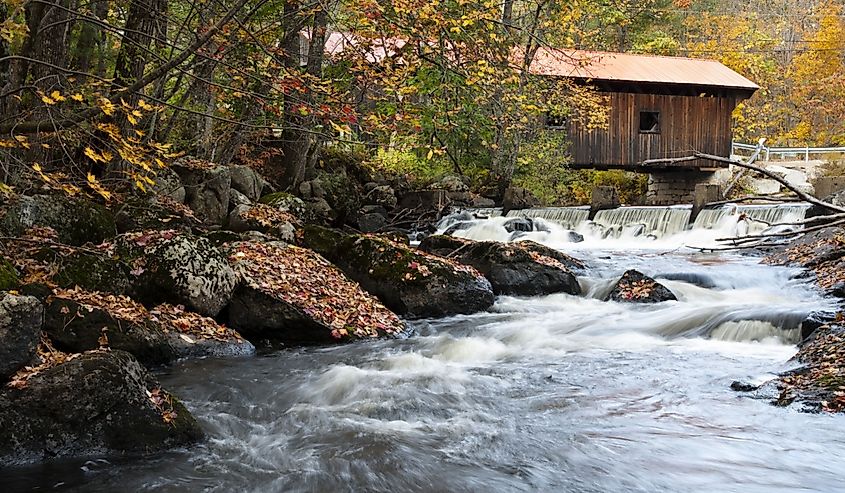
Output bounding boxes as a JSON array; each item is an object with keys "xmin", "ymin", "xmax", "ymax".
[
  {"xmin": 441, "ymin": 202, "xmax": 809, "ymax": 251},
  {"xmin": 507, "ymin": 207, "xmax": 590, "ymax": 230},
  {"xmin": 5, "ymin": 203, "xmax": 842, "ymax": 493}
]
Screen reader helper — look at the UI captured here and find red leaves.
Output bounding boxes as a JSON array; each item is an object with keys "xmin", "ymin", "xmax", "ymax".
[
  {"xmin": 227, "ymin": 241, "xmax": 404, "ymax": 340},
  {"xmin": 150, "ymin": 303, "xmax": 243, "ymax": 343}
]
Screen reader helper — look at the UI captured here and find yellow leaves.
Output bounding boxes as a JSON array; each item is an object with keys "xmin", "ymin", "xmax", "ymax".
[
  {"xmin": 70, "ymin": 93, "xmax": 84, "ymax": 102},
  {"xmin": 39, "ymin": 90, "xmax": 66, "ymax": 105},
  {"xmin": 87, "ymin": 173, "xmax": 112, "ymax": 200},
  {"xmin": 84, "ymin": 146, "xmax": 112, "ymax": 164},
  {"xmin": 97, "ymin": 97, "xmax": 116, "ymax": 116}
]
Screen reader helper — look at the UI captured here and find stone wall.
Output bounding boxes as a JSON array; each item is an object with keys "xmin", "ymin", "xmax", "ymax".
[
  {"xmin": 646, "ymin": 171, "xmax": 718, "ymax": 205},
  {"xmin": 813, "ymin": 176, "xmax": 845, "ymax": 198}
]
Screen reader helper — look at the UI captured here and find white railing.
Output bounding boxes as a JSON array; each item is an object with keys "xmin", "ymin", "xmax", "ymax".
[{"xmin": 732, "ymin": 142, "xmax": 845, "ymax": 162}]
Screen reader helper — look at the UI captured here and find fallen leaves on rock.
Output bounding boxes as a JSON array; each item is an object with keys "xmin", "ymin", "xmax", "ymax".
[
  {"xmin": 227, "ymin": 241, "xmax": 404, "ymax": 340},
  {"xmin": 147, "ymin": 387, "xmax": 179, "ymax": 425},
  {"xmin": 618, "ymin": 279, "xmax": 655, "ymax": 301},
  {"xmin": 777, "ymin": 323, "xmax": 845, "ymax": 413},
  {"xmin": 150, "ymin": 303, "xmax": 244, "ymax": 343},
  {"xmin": 240, "ymin": 204, "xmax": 298, "ymax": 228},
  {"xmin": 764, "ymin": 228, "xmax": 845, "ymax": 292},
  {"xmin": 53, "ymin": 286, "xmax": 149, "ymax": 324},
  {"xmin": 7, "ymin": 334, "xmax": 103, "ymax": 390}
]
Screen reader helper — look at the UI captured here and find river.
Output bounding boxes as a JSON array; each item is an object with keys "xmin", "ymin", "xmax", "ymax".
[{"xmin": 4, "ymin": 207, "xmax": 845, "ymax": 492}]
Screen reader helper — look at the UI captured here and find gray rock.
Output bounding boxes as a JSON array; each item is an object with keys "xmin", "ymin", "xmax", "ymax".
[
  {"xmin": 44, "ymin": 296, "xmax": 176, "ymax": 366},
  {"xmin": 0, "ymin": 294, "xmax": 43, "ymax": 381},
  {"xmin": 229, "ymin": 165, "xmax": 265, "ymax": 202},
  {"xmin": 151, "ymin": 167, "xmax": 186, "ymax": 203},
  {"xmin": 357, "ymin": 212, "xmax": 387, "ymax": 233},
  {"xmin": 435, "ymin": 175, "xmax": 469, "ymax": 192},
  {"xmin": 227, "ymin": 205, "xmax": 296, "ymax": 242},
  {"xmin": 229, "ymin": 189, "xmax": 252, "ymax": 209},
  {"xmin": 419, "ymin": 236, "xmax": 583, "ymax": 296},
  {"xmin": 117, "ymin": 232, "xmax": 237, "ymax": 317},
  {"xmin": 173, "ymin": 161, "xmax": 231, "ymax": 226},
  {"xmin": 0, "ymin": 350, "xmax": 203, "ymax": 465},
  {"xmin": 366, "ymin": 185, "xmax": 398, "ymax": 210},
  {"xmin": 606, "ymin": 270, "xmax": 677, "ymax": 304},
  {"xmin": 301, "ymin": 226, "xmax": 495, "ymax": 319},
  {"xmin": 0, "ymin": 195, "xmax": 116, "ymax": 246},
  {"xmin": 502, "ymin": 186, "xmax": 540, "ymax": 213}
]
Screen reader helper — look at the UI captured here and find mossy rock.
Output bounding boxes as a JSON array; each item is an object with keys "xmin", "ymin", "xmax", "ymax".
[
  {"xmin": 0, "ymin": 257, "xmax": 19, "ymax": 291},
  {"xmin": 300, "ymin": 225, "xmax": 494, "ymax": 318},
  {"xmin": 115, "ymin": 231, "xmax": 237, "ymax": 317},
  {"xmin": 112, "ymin": 197, "xmax": 199, "ymax": 234},
  {"xmin": 0, "ymin": 350, "xmax": 203, "ymax": 465},
  {"xmin": 316, "ymin": 171, "xmax": 361, "ymax": 226},
  {"xmin": 49, "ymin": 250, "xmax": 130, "ymax": 294},
  {"xmin": 0, "ymin": 195, "xmax": 116, "ymax": 246}
]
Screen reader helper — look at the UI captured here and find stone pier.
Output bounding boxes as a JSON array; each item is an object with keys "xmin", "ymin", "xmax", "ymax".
[{"xmin": 646, "ymin": 170, "xmax": 718, "ymax": 205}]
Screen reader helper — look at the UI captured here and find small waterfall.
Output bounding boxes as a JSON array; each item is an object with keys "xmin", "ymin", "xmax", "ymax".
[
  {"xmin": 593, "ymin": 206, "xmax": 692, "ymax": 239},
  {"xmin": 693, "ymin": 203, "xmax": 810, "ymax": 232},
  {"xmin": 507, "ymin": 207, "xmax": 590, "ymax": 230}
]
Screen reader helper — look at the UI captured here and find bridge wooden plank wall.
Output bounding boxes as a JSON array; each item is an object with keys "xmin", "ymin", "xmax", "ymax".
[{"xmin": 566, "ymin": 90, "xmax": 742, "ymax": 170}]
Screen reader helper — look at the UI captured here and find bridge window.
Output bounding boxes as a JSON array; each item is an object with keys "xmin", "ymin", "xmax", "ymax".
[{"xmin": 639, "ymin": 111, "xmax": 660, "ymax": 134}]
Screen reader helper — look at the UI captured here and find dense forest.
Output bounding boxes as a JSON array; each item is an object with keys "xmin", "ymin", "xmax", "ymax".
[{"xmin": 0, "ymin": 0, "xmax": 842, "ymax": 202}]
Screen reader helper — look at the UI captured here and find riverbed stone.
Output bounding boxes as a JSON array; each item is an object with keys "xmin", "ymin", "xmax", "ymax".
[
  {"xmin": 0, "ymin": 294, "xmax": 43, "ymax": 381},
  {"xmin": 0, "ymin": 350, "xmax": 203, "ymax": 465},
  {"xmin": 300, "ymin": 226, "xmax": 495, "ymax": 318},
  {"xmin": 605, "ymin": 270, "xmax": 677, "ymax": 303},
  {"xmin": 172, "ymin": 158, "xmax": 231, "ymax": 226},
  {"xmin": 419, "ymin": 236, "xmax": 582, "ymax": 296}
]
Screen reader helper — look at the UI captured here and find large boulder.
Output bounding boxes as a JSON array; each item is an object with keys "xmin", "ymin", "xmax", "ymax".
[
  {"xmin": 364, "ymin": 184, "xmax": 398, "ymax": 210},
  {"xmin": 502, "ymin": 186, "xmax": 540, "ymax": 214},
  {"xmin": 229, "ymin": 165, "xmax": 265, "ymax": 202},
  {"xmin": 300, "ymin": 226, "xmax": 495, "ymax": 318},
  {"xmin": 0, "ymin": 350, "xmax": 203, "ymax": 465},
  {"xmin": 113, "ymin": 196, "xmax": 199, "ymax": 234},
  {"xmin": 115, "ymin": 231, "xmax": 237, "ymax": 317},
  {"xmin": 172, "ymin": 158, "xmax": 231, "ymax": 225},
  {"xmin": 0, "ymin": 195, "xmax": 116, "ymax": 246},
  {"xmin": 419, "ymin": 236, "xmax": 582, "ymax": 296},
  {"xmin": 227, "ymin": 204, "xmax": 297, "ymax": 242},
  {"xmin": 150, "ymin": 167, "xmax": 186, "ymax": 203},
  {"xmin": 226, "ymin": 241, "xmax": 406, "ymax": 344},
  {"xmin": 149, "ymin": 303, "xmax": 255, "ymax": 358},
  {"xmin": 0, "ymin": 294, "xmax": 43, "ymax": 381},
  {"xmin": 51, "ymin": 250, "xmax": 130, "ymax": 294},
  {"xmin": 605, "ymin": 270, "xmax": 677, "ymax": 303},
  {"xmin": 44, "ymin": 289, "xmax": 177, "ymax": 366}
]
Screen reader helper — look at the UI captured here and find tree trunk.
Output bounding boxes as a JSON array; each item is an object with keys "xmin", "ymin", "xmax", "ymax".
[{"xmin": 113, "ymin": 0, "xmax": 166, "ymax": 96}]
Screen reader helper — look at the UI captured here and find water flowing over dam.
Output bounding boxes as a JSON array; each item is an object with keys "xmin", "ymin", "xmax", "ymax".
[{"xmin": 7, "ymin": 202, "xmax": 844, "ymax": 493}]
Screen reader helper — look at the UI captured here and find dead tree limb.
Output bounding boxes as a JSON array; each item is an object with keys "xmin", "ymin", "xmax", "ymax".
[{"xmin": 641, "ymin": 152, "xmax": 845, "ymax": 214}]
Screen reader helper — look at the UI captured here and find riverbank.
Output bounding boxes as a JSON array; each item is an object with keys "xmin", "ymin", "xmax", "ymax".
[{"xmin": 761, "ymin": 226, "xmax": 845, "ymax": 411}]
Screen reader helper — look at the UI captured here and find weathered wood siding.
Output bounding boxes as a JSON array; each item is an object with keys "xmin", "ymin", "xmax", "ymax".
[{"xmin": 567, "ymin": 91, "xmax": 741, "ymax": 169}]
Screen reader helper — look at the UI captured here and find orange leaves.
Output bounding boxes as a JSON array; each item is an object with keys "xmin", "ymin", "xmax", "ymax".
[{"xmin": 227, "ymin": 241, "xmax": 404, "ymax": 340}]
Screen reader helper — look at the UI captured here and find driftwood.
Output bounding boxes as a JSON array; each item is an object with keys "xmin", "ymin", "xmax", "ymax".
[{"xmin": 641, "ymin": 152, "xmax": 845, "ymax": 250}]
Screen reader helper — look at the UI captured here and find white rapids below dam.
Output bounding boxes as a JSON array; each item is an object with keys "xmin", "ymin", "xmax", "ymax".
[{"xmin": 5, "ymin": 203, "xmax": 845, "ymax": 493}]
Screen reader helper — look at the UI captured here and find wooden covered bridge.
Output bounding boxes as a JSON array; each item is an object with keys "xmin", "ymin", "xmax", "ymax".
[{"xmin": 530, "ymin": 49, "xmax": 759, "ymax": 204}]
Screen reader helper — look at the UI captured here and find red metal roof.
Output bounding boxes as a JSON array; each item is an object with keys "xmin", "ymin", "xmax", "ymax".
[{"xmin": 529, "ymin": 48, "xmax": 759, "ymax": 91}]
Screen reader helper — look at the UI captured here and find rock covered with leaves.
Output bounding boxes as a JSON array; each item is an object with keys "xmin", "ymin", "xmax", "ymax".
[
  {"xmin": 150, "ymin": 303, "xmax": 255, "ymax": 358},
  {"xmin": 605, "ymin": 270, "xmax": 677, "ymax": 304},
  {"xmin": 227, "ymin": 203, "xmax": 298, "ymax": 242},
  {"xmin": 772, "ymin": 322, "xmax": 845, "ymax": 413},
  {"xmin": 300, "ymin": 226, "xmax": 495, "ymax": 318},
  {"xmin": 44, "ymin": 288, "xmax": 177, "ymax": 366},
  {"xmin": 0, "ymin": 349, "xmax": 203, "ymax": 465},
  {"xmin": 113, "ymin": 230, "xmax": 237, "ymax": 317},
  {"xmin": 0, "ymin": 293, "xmax": 43, "ymax": 380},
  {"xmin": 765, "ymin": 227, "xmax": 845, "ymax": 298},
  {"xmin": 0, "ymin": 195, "xmax": 116, "ymax": 246},
  {"xmin": 226, "ymin": 241, "xmax": 406, "ymax": 344},
  {"xmin": 419, "ymin": 235, "xmax": 583, "ymax": 296}
]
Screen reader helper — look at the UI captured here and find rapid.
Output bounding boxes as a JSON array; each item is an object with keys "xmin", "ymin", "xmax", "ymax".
[{"xmin": 5, "ymin": 204, "xmax": 845, "ymax": 493}]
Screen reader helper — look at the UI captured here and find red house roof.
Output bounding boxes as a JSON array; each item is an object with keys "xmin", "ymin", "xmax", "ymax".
[{"xmin": 528, "ymin": 48, "xmax": 759, "ymax": 91}]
